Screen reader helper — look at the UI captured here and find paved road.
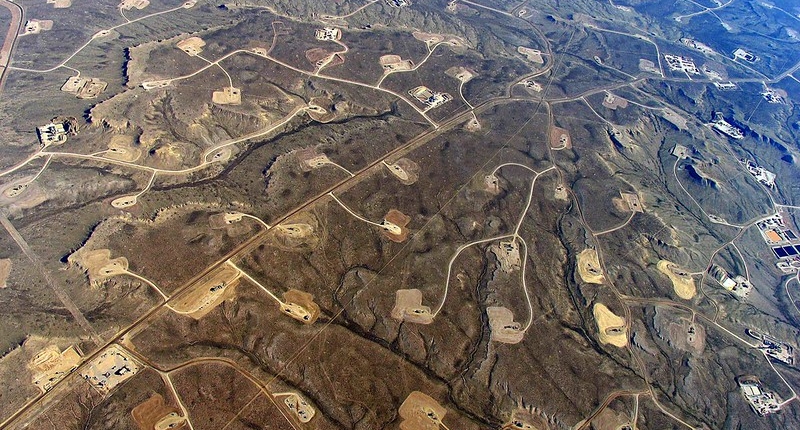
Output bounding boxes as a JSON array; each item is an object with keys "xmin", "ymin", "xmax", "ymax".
[{"xmin": 0, "ymin": 0, "xmax": 22, "ymax": 93}]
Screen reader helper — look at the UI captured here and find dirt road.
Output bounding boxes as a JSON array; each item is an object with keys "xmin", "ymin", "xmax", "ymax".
[{"xmin": 0, "ymin": 214, "xmax": 102, "ymax": 345}]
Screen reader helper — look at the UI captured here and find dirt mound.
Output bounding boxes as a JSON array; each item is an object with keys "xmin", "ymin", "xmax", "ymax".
[
  {"xmin": 307, "ymin": 97, "xmax": 337, "ymax": 123},
  {"xmin": 487, "ymin": 306, "xmax": 524, "ymax": 344},
  {"xmin": 602, "ymin": 93, "xmax": 628, "ymax": 110},
  {"xmin": 0, "ymin": 176, "xmax": 47, "ymax": 210},
  {"xmin": 554, "ymin": 183, "xmax": 569, "ymax": 201},
  {"xmin": 0, "ymin": 258, "xmax": 11, "ymax": 288},
  {"xmin": 296, "ymin": 148, "xmax": 333, "ymax": 172},
  {"xmin": 517, "ymin": 46, "xmax": 544, "ymax": 64},
  {"xmin": 483, "ymin": 173, "xmax": 501, "ymax": 194},
  {"xmin": 277, "ymin": 392, "xmax": 315, "ymax": 423},
  {"xmin": 444, "ymin": 66, "xmax": 475, "ymax": 82},
  {"xmin": 105, "ymin": 135, "xmax": 142, "ymax": 162},
  {"xmin": 271, "ymin": 212, "xmax": 320, "ymax": 250},
  {"xmin": 208, "ymin": 212, "xmax": 253, "ymax": 237},
  {"xmin": 281, "ymin": 289, "xmax": 321, "ymax": 324},
  {"xmin": 68, "ymin": 248, "xmax": 129, "ymax": 285},
  {"xmin": 176, "ymin": 36, "xmax": 205, "ymax": 56},
  {"xmin": 28, "ymin": 344, "xmax": 82, "ymax": 392},
  {"xmin": 305, "ymin": 47, "xmax": 331, "ymax": 63},
  {"xmin": 399, "ymin": 391, "xmax": 447, "ymax": 430},
  {"xmin": 382, "ymin": 209, "xmax": 411, "ymax": 242},
  {"xmin": 464, "ymin": 116, "xmax": 481, "ymax": 132},
  {"xmin": 380, "ymin": 54, "xmax": 414, "ymax": 71},
  {"xmin": 385, "ymin": 158, "xmax": 420, "ymax": 185},
  {"xmin": 657, "ymin": 260, "xmax": 696, "ymax": 299},
  {"xmin": 490, "ymin": 240, "xmax": 521, "ymax": 274},
  {"xmin": 170, "ymin": 264, "xmax": 240, "ymax": 319},
  {"xmin": 549, "ymin": 126, "xmax": 571, "ymax": 150},
  {"xmin": 391, "ymin": 289, "xmax": 433, "ymax": 324},
  {"xmin": 132, "ymin": 393, "xmax": 186, "ymax": 430},
  {"xmin": 576, "ymin": 248, "xmax": 604, "ymax": 284},
  {"xmin": 212, "ymin": 87, "xmax": 242, "ymax": 105},
  {"xmin": 593, "ymin": 303, "xmax": 627, "ymax": 347}
]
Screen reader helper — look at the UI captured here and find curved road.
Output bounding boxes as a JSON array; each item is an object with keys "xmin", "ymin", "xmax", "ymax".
[{"xmin": 0, "ymin": 0, "xmax": 22, "ymax": 93}]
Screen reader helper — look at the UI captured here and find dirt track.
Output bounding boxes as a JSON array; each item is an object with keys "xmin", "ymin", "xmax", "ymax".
[{"xmin": 0, "ymin": 0, "xmax": 22, "ymax": 93}]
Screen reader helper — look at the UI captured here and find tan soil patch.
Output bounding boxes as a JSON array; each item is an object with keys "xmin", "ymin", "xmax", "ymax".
[
  {"xmin": 23, "ymin": 20, "xmax": 54, "ymax": 34},
  {"xmin": 385, "ymin": 158, "xmax": 420, "ymax": 185},
  {"xmin": 150, "ymin": 142, "xmax": 189, "ymax": 169},
  {"xmin": 141, "ymin": 79, "xmax": 171, "ymax": 90},
  {"xmin": 490, "ymin": 240, "xmax": 521, "ymax": 273},
  {"xmin": 132, "ymin": 393, "xmax": 186, "ymax": 430},
  {"xmin": 176, "ymin": 36, "xmax": 205, "ymax": 55},
  {"xmin": 659, "ymin": 108, "xmax": 687, "ymax": 130},
  {"xmin": 593, "ymin": 303, "xmax": 628, "ymax": 347},
  {"xmin": 611, "ymin": 197, "xmax": 628, "ymax": 212},
  {"xmin": 119, "ymin": 0, "xmax": 150, "ymax": 10},
  {"xmin": 638, "ymin": 58, "xmax": 658, "ymax": 73},
  {"xmin": 171, "ymin": 264, "xmax": 240, "ymax": 319},
  {"xmin": 576, "ymin": 248, "xmax": 604, "ymax": 284},
  {"xmin": 307, "ymin": 97, "xmax": 337, "ymax": 122},
  {"xmin": 208, "ymin": 146, "xmax": 232, "ymax": 163},
  {"xmin": 305, "ymin": 47, "xmax": 331, "ymax": 64},
  {"xmin": 47, "ymin": 0, "xmax": 72, "ymax": 8},
  {"xmin": 277, "ymin": 223, "xmax": 314, "ymax": 238},
  {"xmin": 382, "ymin": 209, "xmax": 411, "ymax": 242},
  {"xmin": 399, "ymin": 391, "xmax": 446, "ymax": 430},
  {"xmin": 1, "ymin": 179, "xmax": 28, "ymax": 199},
  {"xmin": 212, "ymin": 87, "xmax": 242, "ymax": 105},
  {"xmin": 0, "ymin": 258, "xmax": 11, "ymax": 288},
  {"xmin": 306, "ymin": 49, "xmax": 344, "ymax": 70},
  {"xmin": 412, "ymin": 31, "xmax": 444, "ymax": 45},
  {"xmin": 60, "ymin": 76, "xmax": 108, "ymax": 99},
  {"xmin": 444, "ymin": 66, "xmax": 475, "ymax": 82},
  {"xmin": 281, "ymin": 289, "xmax": 321, "ymax": 324},
  {"xmin": 520, "ymin": 80, "xmax": 543, "ymax": 94},
  {"xmin": 105, "ymin": 135, "xmax": 142, "ymax": 162},
  {"xmin": 464, "ymin": 116, "xmax": 481, "ymax": 132},
  {"xmin": 295, "ymin": 148, "xmax": 332, "ymax": 171},
  {"xmin": 380, "ymin": 54, "xmax": 414, "ymax": 71},
  {"xmin": 81, "ymin": 345, "xmax": 141, "ymax": 394},
  {"xmin": 79, "ymin": 79, "xmax": 108, "ymax": 99},
  {"xmin": 111, "ymin": 195, "xmax": 139, "ymax": 209},
  {"xmin": 554, "ymin": 184, "xmax": 569, "ymax": 201},
  {"xmin": 208, "ymin": 212, "xmax": 252, "ymax": 237},
  {"xmin": 549, "ymin": 126, "xmax": 571, "ymax": 150},
  {"xmin": 29, "ymin": 344, "xmax": 82, "ymax": 392},
  {"xmin": 272, "ymin": 212, "xmax": 320, "ymax": 250},
  {"xmin": 517, "ymin": 46, "xmax": 544, "ymax": 64},
  {"xmin": 620, "ymin": 192, "xmax": 643, "ymax": 213},
  {"xmin": 602, "ymin": 93, "xmax": 628, "ymax": 110},
  {"xmin": 68, "ymin": 248, "xmax": 129, "ymax": 285},
  {"xmin": 591, "ymin": 407, "xmax": 630, "ymax": 430},
  {"xmin": 320, "ymin": 53, "xmax": 344, "ymax": 68},
  {"xmin": 208, "ymin": 212, "xmax": 242, "ymax": 228},
  {"xmin": 0, "ymin": 177, "xmax": 46, "ymax": 209},
  {"xmin": 278, "ymin": 393, "xmax": 315, "ymax": 423},
  {"xmin": 657, "ymin": 260, "xmax": 696, "ymax": 299},
  {"xmin": 667, "ymin": 318, "xmax": 705, "ymax": 354},
  {"xmin": 487, "ymin": 306, "xmax": 524, "ymax": 344},
  {"xmin": 391, "ymin": 289, "xmax": 433, "ymax": 324},
  {"xmin": 484, "ymin": 174, "xmax": 501, "ymax": 194}
]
